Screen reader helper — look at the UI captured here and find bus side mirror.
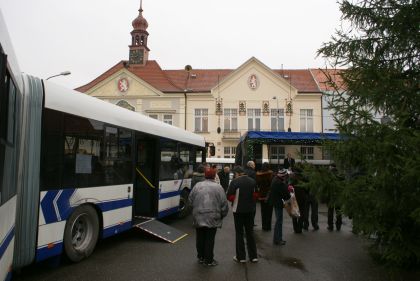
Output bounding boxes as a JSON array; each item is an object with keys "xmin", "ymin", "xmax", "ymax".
[{"xmin": 209, "ymin": 146, "xmax": 215, "ymax": 156}]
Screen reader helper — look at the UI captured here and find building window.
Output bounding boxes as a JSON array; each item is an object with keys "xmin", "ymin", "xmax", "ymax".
[
  {"xmin": 224, "ymin": 146, "xmax": 236, "ymax": 158},
  {"xmin": 271, "ymin": 108, "xmax": 284, "ymax": 131},
  {"xmin": 270, "ymin": 145, "xmax": 285, "ymax": 161},
  {"xmin": 148, "ymin": 113, "xmax": 173, "ymax": 125},
  {"xmin": 163, "ymin": 114, "xmax": 173, "ymax": 125},
  {"xmin": 301, "ymin": 146, "xmax": 314, "ymax": 160},
  {"xmin": 247, "ymin": 108, "xmax": 261, "ymax": 131},
  {"xmin": 223, "ymin": 108, "xmax": 238, "ymax": 132},
  {"xmin": 194, "ymin": 109, "xmax": 208, "ymax": 132},
  {"xmin": 300, "ymin": 109, "xmax": 313, "ymax": 132}
]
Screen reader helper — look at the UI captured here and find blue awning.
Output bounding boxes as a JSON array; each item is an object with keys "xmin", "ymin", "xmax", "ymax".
[{"xmin": 241, "ymin": 131, "xmax": 341, "ymax": 142}]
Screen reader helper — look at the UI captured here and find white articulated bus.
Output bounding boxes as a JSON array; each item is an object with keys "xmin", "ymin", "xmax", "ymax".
[
  {"xmin": 0, "ymin": 12, "xmax": 23, "ymax": 281},
  {"xmin": 0, "ymin": 12, "xmax": 206, "ymax": 279}
]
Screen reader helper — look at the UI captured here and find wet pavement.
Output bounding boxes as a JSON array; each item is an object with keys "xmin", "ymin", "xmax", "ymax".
[{"xmin": 14, "ymin": 204, "xmax": 419, "ymax": 281}]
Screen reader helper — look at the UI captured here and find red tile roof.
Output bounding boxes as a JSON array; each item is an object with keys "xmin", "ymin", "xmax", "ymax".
[
  {"xmin": 310, "ymin": 68, "xmax": 346, "ymax": 91},
  {"xmin": 75, "ymin": 60, "xmax": 323, "ymax": 94}
]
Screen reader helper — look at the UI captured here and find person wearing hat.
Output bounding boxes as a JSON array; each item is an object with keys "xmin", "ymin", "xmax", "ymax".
[
  {"xmin": 227, "ymin": 166, "xmax": 259, "ymax": 263},
  {"xmin": 268, "ymin": 168, "xmax": 291, "ymax": 245},
  {"xmin": 188, "ymin": 167, "xmax": 229, "ymax": 266}
]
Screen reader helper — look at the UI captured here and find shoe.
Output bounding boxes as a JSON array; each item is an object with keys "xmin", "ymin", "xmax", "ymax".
[
  {"xmin": 336, "ymin": 225, "xmax": 341, "ymax": 231},
  {"xmin": 205, "ymin": 260, "xmax": 218, "ymax": 266},
  {"xmin": 274, "ymin": 240, "xmax": 286, "ymax": 246},
  {"xmin": 327, "ymin": 226, "xmax": 334, "ymax": 231},
  {"xmin": 233, "ymin": 256, "xmax": 246, "ymax": 263},
  {"xmin": 303, "ymin": 227, "xmax": 308, "ymax": 231},
  {"xmin": 313, "ymin": 225, "xmax": 319, "ymax": 231},
  {"xmin": 198, "ymin": 258, "xmax": 204, "ymax": 264},
  {"xmin": 251, "ymin": 258, "xmax": 259, "ymax": 263}
]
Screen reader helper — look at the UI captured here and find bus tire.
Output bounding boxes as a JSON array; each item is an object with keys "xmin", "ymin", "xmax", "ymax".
[
  {"xmin": 178, "ymin": 189, "xmax": 191, "ymax": 218},
  {"xmin": 63, "ymin": 205, "xmax": 99, "ymax": 262}
]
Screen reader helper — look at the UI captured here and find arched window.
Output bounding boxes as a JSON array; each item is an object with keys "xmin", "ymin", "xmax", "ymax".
[
  {"xmin": 135, "ymin": 35, "xmax": 140, "ymax": 45},
  {"xmin": 140, "ymin": 36, "xmax": 145, "ymax": 45}
]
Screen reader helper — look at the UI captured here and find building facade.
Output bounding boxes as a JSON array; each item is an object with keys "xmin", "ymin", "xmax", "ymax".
[{"xmin": 76, "ymin": 4, "xmax": 331, "ymax": 162}]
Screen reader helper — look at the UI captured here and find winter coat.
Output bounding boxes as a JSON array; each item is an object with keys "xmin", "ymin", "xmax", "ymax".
[
  {"xmin": 268, "ymin": 175, "xmax": 290, "ymax": 208},
  {"xmin": 188, "ymin": 179, "xmax": 229, "ymax": 228},
  {"xmin": 227, "ymin": 175, "xmax": 257, "ymax": 214},
  {"xmin": 256, "ymin": 170, "xmax": 273, "ymax": 200},
  {"xmin": 191, "ymin": 172, "xmax": 205, "ymax": 189},
  {"xmin": 244, "ymin": 167, "xmax": 256, "ymax": 180},
  {"xmin": 218, "ymin": 171, "xmax": 230, "ymax": 192}
]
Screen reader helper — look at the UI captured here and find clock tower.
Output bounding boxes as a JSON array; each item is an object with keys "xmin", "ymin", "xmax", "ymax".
[{"xmin": 129, "ymin": 0, "xmax": 149, "ymax": 65}]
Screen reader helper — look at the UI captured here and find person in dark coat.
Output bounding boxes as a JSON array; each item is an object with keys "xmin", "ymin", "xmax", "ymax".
[
  {"xmin": 189, "ymin": 167, "xmax": 229, "ymax": 266},
  {"xmin": 191, "ymin": 164, "xmax": 205, "ymax": 189},
  {"xmin": 327, "ymin": 163, "xmax": 343, "ymax": 231},
  {"xmin": 227, "ymin": 166, "xmax": 258, "ymax": 263},
  {"xmin": 283, "ymin": 153, "xmax": 295, "ymax": 170},
  {"xmin": 256, "ymin": 162, "xmax": 274, "ymax": 231},
  {"xmin": 289, "ymin": 169, "xmax": 308, "ymax": 233},
  {"xmin": 268, "ymin": 169, "xmax": 291, "ymax": 245},
  {"xmin": 244, "ymin": 160, "xmax": 256, "ymax": 180},
  {"xmin": 217, "ymin": 165, "xmax": 231, "ymax": 192}
]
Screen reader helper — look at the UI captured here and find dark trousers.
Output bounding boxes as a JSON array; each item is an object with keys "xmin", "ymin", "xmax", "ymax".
[
  {"xmin": 328, "ymin": 206, "xmax": 342, "ymax": 230},
  {"xmin": 260, "ymin": 201, "xmax": 273, "ymax": 230},
  {"xmin": 196, "ymin": 227, "xmax": 217, "ymax": 263},
  {"xmin": 304, "ymin": 193, "xmax": 319, "ymax": 229},
  {"xmin": 233, "ymin": 213, "xmax": 257, "ymax": 260},
  {"xmin": 293, "ymin": 187, "xmax": 308, "ymax": 233}
]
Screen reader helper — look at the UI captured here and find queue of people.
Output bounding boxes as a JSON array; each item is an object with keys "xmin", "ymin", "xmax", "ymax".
[{"xmin": 188, "ymin": 156, "xmax": 336, "ymax": 267}]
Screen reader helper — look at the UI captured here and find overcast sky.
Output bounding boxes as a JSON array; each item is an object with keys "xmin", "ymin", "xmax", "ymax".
[{"xmin": 1, "ymin": 0, "xmax": 342, "ymax": 89}]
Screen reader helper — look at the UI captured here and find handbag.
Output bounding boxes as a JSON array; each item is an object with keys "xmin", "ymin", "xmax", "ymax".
[{"xmin": 283, "ymin": 192, "xmax": 300, "ymax": 218}]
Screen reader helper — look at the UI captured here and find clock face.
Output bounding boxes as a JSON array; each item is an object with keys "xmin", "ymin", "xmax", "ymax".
[{"xmin": 129, "ymin": 49, "xmax": 144, "ymax": 64}]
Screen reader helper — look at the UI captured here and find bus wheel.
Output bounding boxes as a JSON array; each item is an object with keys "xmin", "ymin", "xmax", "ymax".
[
  {"xmin": 178, "ymin": 189, "xmax": 190, "ymax": 218},
  {"xmin": 63, "ymin": 205, "xmax": 99, "ymax": 262}
]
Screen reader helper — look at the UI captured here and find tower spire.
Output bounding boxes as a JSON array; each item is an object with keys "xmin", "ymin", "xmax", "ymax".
[{"xmin": 129, "ymin": 0, "xmax": 149, "ymax": 65}]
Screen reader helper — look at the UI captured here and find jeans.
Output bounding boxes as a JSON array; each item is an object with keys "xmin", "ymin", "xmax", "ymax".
[
  {"xmin": 273, "ymin": 206, "xmax": 284, "ymax": 243},
  {"xmin": 196, "ymin": 227, "xmax": 217, "ymax": 263},
  {"xmin": 233, "ymin": 212, "xmax": 257, "ymax": 260}
]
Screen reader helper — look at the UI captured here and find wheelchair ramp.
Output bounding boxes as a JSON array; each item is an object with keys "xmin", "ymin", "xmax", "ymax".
[{"xmin": 133, "ymin": 218, "xmax": 188, "ymax": 243}]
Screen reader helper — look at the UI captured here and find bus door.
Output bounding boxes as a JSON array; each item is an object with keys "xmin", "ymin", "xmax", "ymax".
[{"xmin": 134, "ymin": 137, "xmax": 158, "ymax": 218}]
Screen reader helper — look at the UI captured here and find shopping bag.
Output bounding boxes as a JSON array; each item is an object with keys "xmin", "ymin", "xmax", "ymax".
[{"xmin": 284, "ymin": 192, "xmax": 300, "ymax": 218}]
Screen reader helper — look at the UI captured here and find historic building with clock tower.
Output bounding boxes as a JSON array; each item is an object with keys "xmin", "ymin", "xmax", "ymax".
[{"xmin": 76, "ymin": 2, "xmax": 338, "ymax": 163}]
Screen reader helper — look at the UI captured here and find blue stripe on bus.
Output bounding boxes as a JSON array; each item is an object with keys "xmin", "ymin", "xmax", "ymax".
[
  {"xmin": 158, "ymin": 206, "xmax": 179, "ymax": 218},
  {"xmin": 159, "ymin": 190, "xmax": 180, "ymax": 200},
  {"xmin": 0, "ymin": 226, "xmax": 14, "ymax": 261},
  {"xmin": 102, "ymin": 221, "xmax": 132, "ymax": 238},
  {"xmin": 36, "ymin": 242, "xmax": 63, "ymax": 262},
  {"xmin": 97, "ymin": 199, "xmax": 133, "ymax": 212}
]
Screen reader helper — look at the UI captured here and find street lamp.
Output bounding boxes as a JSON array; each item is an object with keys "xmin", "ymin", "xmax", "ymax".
[{"xmin": 46, "ymin": 71, "xmax": 71, "ymax": 80}]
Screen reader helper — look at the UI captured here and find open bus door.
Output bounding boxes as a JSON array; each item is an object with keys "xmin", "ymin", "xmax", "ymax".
[
  {"xmin": 133, "ymin": 135, "xmax": 159, "ymax": 218},
  {"xmin": 133, "ymin": 134, "xmax": 188, "ymax": 243}
]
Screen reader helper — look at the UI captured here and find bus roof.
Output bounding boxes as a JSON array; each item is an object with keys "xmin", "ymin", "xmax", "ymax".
[{"xmin": 44, "ymin": 81, "xmax": 205, "ymax": 147}]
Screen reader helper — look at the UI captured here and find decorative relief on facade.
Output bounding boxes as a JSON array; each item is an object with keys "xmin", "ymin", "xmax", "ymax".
[
  {"xmin": 239, "ymin": 101, "xmax": 246, "ymax": 116},
  {"xmin": 117, "ymin": 77, "xmax": 129, "ymax": 93},
  {"xmin": 248, "ymin": 74, "xmax": 259, "ymax": 90},
  {"xmin": 262, "ymin": 100, "xmax": 270, "ymax": 116},
  {"xmin": 215, "ymin": 98, "xmax": 223, "ymax": 115},
  {"xmin": 286, "ymin": 100, "xmax": 293, "ymax": 115},
  {"xmin": 116, "ymin": 100, "xmax": 135, "ymax": 111}
]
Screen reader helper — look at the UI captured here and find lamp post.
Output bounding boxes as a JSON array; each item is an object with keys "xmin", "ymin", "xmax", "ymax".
[{"xmin": 46, "ymin": 71, "xmax": 71, "ymax": 80}]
